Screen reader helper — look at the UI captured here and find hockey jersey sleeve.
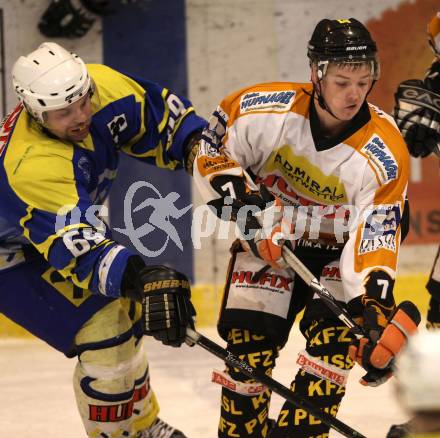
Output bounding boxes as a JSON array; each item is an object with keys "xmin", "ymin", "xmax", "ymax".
[
  {"xmin": 193, "ymin": 84, "xmax": 292, "ymax": 203},
  {"xmin": 87, "ymin": 65, "xmax": 207, "ymax": 169},
  {"xmin": 341, "ymin": 125, "xmax": 410, "ymax": 316},
  {"xmin": 4, "ymin": 126, "xmax": 134, "ymax": 298}
]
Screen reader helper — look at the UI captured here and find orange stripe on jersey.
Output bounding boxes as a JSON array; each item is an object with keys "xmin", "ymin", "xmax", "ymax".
[
  {"xmin": 343, "ymin": 105, "xmax": 410, "ymax": 193},
  {"xmin": 220, "ymin": 82, "xmax": 312, "ymax": 127},
  {"xmin": 291, "ymin": 84, "xmax": 313, "ymax": 119},
  {"xmin": 343, "ymin": 108, "xmax": 409, "ymax": 275}
]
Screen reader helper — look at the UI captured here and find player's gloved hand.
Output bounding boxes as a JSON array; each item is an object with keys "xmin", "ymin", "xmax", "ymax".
[
  {"xmin": 427, "ymin": 295, "xmax": 440, "ymax": 329},
  {"xmin": 240, "ymin": 197, "xmax": 295, "ymax": 270},
  {"xmin": 393, "ymin": 79, "xmax": 440, "ymax": 158},
  {"xmin": 349, "ymin": 301, "xmax": 421, "ymax": 386},
  {"xmin": 229, "ymin": 185, "xmax": 292, "ymax": 270},
  {"xmin": 38, "ymin": 0, "xmax": 111, "ymax": 39},
  {"xmin": 121, "ymin": 256, "xmax": 196, "ymax": 347}
]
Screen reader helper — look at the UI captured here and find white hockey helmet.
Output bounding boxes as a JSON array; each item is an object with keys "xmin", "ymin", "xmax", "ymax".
[
  {"xmin": 12, "ymin": 42, "xmax": 92, "ymax": 123},
  {"xmin": 395, "ymin": 331, "xmax": 440, "ymax": 412}
]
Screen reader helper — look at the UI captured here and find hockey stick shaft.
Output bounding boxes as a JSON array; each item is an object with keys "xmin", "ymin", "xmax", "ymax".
[
  {"xmin": 282, "ymin": 245, "xmax": 367, "ymax": 339},
  {"xmin": 186, "ymin": 328, "xmax": 366, "ymax": 438}
]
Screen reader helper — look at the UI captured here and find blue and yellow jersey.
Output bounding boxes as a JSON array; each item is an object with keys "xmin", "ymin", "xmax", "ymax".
[{"xmin": 0, "ymin": 64, "xmax": 206, "ymax": 297}]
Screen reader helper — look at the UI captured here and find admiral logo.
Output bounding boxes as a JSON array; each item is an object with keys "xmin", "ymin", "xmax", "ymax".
[
  {"xmin": 240, "ymin": 91, "xmax": 295, "ymax": 113},
  {"xmin": 361, "ymin": 136, "xmax": 398, "ymax": 183},
  {"xmin": 272, "ymin": 152, "xmax": 347, "ymax": 203},
  {"xmin": 231, "ymin": 271, "xmax": 293, "ymax": 291}
]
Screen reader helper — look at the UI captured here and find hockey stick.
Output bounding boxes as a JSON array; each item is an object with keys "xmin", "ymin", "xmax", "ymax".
[
  {"xmin": 282, "ymin": 245, "xmax": 367, "ymax": 339},
  {"xmin": 186, "ymin": 328, "xmax": 366, "ymax": 438}
]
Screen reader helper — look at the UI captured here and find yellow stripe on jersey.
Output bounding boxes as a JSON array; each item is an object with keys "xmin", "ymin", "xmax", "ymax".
[
  {"xmin": 88, "ymin": 64, "xmax": 146, "ymax": 107},
  {"xmin": 121, "ymin": 141, "xmax": 179, "ymax": 169},
  {"xmin": 158, "ymin": 88, "xmax": 170, "ymax": 134}
]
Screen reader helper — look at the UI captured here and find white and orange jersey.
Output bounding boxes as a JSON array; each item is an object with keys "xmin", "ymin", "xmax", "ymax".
[{"xmin": 194, "ymin": 82, "xmax": 410, "ymax": 305}]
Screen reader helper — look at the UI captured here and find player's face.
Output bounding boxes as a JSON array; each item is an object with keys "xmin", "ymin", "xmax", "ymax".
[
  {"xmin": 320, "ymin": 63, "xmax": 373, "ymax": 120},
  {"xmin": 44, "ymin": 94, "xmax": 92, "ymax": 142}
]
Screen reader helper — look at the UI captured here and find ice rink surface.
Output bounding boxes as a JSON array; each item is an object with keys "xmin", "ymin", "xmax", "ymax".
[{"xmin": 0, "ymin": 327, "xmax": 409, "ymax": 438}]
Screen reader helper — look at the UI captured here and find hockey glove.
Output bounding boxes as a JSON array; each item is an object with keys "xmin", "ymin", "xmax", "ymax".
[
  {"xmin": 393, "ymin": 79, "xmax": 440, "ymax": 158},
  {"xmin": 240, "ymin": 196, "xmax": 295, "ymax": 270},
  {"xmin": 232, "ymin": 185, "xmax": 293, "ymax": 270},
  {"xmin": 427, "ymin": 295, "xmax": 440, "ymax": 329},
  {"xmin": 121, "ymin": 257, "xmax": 196, "ymax": 347},
  {"xmin": 348, "ymin": 301, "xmax": 421, "ymax": 387}
]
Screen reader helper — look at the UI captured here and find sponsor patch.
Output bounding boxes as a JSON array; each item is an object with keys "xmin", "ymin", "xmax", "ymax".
[
  {"xmin": 239, "ymin": 90, "xmax": 295, "ymax": 114},
  {"xmin": 359, "ymin": 233, "xmax": 397, "ymax": 254},
  {"xmin": 361, "ymin": 135, "xmax": 398, "ymax": 184},
  {"xmin": 297, "ymin": 350, "xmax": 349, "ymax": 387},
  {"xmin": 211, "ymin": 369, "xmax": 267, "ymax": 396},
  {"xmin": 88, "ymin": 382, "xmax": 149, "ymax": 422},
  {"xmin": 265, "ymin": 145, "xmax": 348, "ymax": 204},
  {"xmin": 231, "ymin": 270, "xmax": 293, "ymax": 292},
  {"xmin": 359, "ymin": 204, "xmax": 401, "ymax": 255},
  {"xmin": 226, "ymin": 252, "xmax": 293, "ymax": 318},
  {"xmin": 362, "ymin": 204, "xmax": 400, "ymax": 238},
  {"xmin": 197, "ymin": 155, "xmax": 239, "ymax": 177}
]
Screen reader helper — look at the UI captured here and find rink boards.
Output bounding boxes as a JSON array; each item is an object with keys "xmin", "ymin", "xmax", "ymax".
[{"xmin": 0, "ymin": 272, "xmax": 430, "ymax": 337}]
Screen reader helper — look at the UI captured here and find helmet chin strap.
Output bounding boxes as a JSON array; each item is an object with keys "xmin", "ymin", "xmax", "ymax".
[{"xmin": 314, "ymin": 80, "xmax": 342, "ymax": 121}]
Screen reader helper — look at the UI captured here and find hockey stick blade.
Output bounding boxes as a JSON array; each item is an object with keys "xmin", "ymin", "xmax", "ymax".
[
  {"xmin": 282, "ymin": 245, "xmax": 366, "ymax": 339},
  {"xmin": 186, "ymin": 328, "xmax": 366, "ymax": 438}
]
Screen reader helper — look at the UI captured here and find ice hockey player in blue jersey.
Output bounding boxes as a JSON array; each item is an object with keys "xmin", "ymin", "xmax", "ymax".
[{"xmin": 0, "ymin": 42, "xmax": 206, "ymax": 437}]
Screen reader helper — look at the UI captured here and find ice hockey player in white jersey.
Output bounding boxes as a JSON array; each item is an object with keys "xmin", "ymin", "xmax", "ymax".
[{"xmin": 193, "ymin": 18, "xmax": 421, "ymax": 438}]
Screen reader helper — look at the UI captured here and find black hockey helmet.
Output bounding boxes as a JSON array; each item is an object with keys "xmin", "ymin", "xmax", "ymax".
[{"xmin": 307, "ymin": 18, "xmax": 379, "ymax": 79}]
